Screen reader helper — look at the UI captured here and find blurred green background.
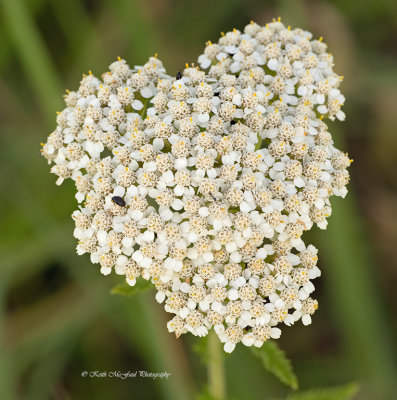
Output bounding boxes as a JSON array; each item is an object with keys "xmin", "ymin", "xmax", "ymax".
[{"xmin": 1, "ymin": 0, "xmax": 397, "ymax": 399}]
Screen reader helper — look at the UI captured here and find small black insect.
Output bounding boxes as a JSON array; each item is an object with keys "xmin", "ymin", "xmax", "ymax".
[
  {"xmin": 209, "ymin": 192, "xmax": 217, "ymax": 201},
  {"xmin": 176, "ymin": 71, "xmax": 182, "ymax": 80},
  {"xmin": 214, "ymin": 92, "xmax": 220, "ymax": 97},
  {"xmin": 230, "ymin": 120, "xmax": 236, "ymax": 125},
  {"xmin": 112, "ymin": 196, "xmax": 126, "ymax": 207}
]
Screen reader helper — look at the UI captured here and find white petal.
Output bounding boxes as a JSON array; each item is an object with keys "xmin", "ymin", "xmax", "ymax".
[{"xmin": 224, "ymin": 342, "xmax": 236, "ymax": 353}]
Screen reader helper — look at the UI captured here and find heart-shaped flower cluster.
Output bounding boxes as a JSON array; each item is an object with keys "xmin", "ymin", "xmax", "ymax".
[{"xmin": 41, "ymin": 20, "xmax": 350, "ymax": 352}]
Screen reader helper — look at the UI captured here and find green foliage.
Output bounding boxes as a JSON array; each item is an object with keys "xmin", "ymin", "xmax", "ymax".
[
  {"xmin": 285, "ymin": 382, "xmax": 359, "ymax": 400},
  {"xmin": 251, "ymin": 341, "xmax": 298, "ymax": 390},
  {"xmin": 110, "ymin": 279, "xmax": 153, "ymax": 297}
]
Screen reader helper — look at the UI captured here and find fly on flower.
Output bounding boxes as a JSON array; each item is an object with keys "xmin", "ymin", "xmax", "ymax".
[{"xmin": 112, "ymin": 196, "xmax": 126, "ymax": 207}]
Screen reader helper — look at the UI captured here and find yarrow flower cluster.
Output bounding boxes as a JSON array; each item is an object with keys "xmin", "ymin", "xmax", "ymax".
[{"xmin": 41, "ymin": 19, "xmax": 351, "ymax": 353}]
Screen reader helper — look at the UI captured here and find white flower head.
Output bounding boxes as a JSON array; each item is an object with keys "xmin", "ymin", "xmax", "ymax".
[{"xmin": 42, "ymin": 20, "xmax": 350, "ymax": 352}]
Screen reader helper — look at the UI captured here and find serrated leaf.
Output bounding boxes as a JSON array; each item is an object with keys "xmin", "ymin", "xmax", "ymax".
[
  {"xmin": 251, "ymin": 341, "xmax": 298, "ymax": 390},
  {"xmin": 285, "ymin": 382, "xmax": 359, "ymax": 400},
  {"xmin": 110, "ymin": 279, "xmax": 153, "ymax": 297}
]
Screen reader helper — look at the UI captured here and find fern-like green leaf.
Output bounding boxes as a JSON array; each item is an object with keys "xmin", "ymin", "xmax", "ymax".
[
  {"xmin": 251, "ymin": 341, "xmax": 298, "ymax": 390},
  {"xmin": 110, "ymin": 279, "xmax": 153, "ymax": 297},
  {"xmin": 285, "ymin": 382, "xmax": 359, "ymax": 400}
]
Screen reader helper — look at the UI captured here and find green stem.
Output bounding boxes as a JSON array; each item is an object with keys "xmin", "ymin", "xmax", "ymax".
[
  {"xmin": 207, "ymin": 331, "xmax": 226, "ymax": 400},
  {"xmin": 255, "ymin": 134, "xmax": 263, "ymax": 151}
]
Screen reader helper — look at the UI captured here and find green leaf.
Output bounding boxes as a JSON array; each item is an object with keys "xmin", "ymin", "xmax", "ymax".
[
  {"xmin": 285, "ymin": 382, "xmax": 359, "ymax": 400},
  {"xmin": 251, "ymin": 341, "xmax": 298, "ymax": 390},
  {"xmin": 111, "ymin": 279, "xmax": 153, "ymax": 297}
]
